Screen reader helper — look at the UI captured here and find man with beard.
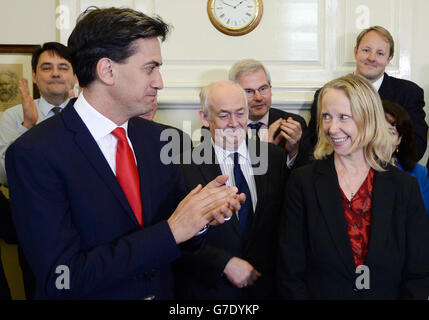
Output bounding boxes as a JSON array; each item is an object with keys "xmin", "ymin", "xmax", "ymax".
[
  {"xmin": 0, "ymin": 42, "xmax": 77, "ymax": 186},
  {"xmin": 0, "ymin": 71, "xmax": 19, "ymax": 104},
  {"xmin": 174, "ymin": 80, "xmax": 289, "ymax": 299}
]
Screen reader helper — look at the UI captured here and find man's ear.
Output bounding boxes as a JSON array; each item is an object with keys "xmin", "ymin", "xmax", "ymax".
[
  {"xmin": 387, "ymin": 53, "xmax": 394, "ymax": 65},
  {"xmin": 32, "ymin": 71, "xmax": 37, "ymax": 84},
  {"xmin": 354, "ymin": 46, "xmax": 358, "ymax": 60},
  {"xmin": 199, "ymin": 109, "xmax": 210, "ymax": 127},
  {"xmin": 96, "ymin": 58, "xmax": 114, "ymax": 85}
]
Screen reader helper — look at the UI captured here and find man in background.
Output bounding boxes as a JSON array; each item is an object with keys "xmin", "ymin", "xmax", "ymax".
[
  {"xmin": 0, "ymin": 42, "xmax": 77, "ymax": 186},
  {"xmin": 175, "ymin": 80, "xmax": 288, "ymax": 299},
  {"xmin": 229, "ymin": 59, "xmax": 312, "ymax": 169},
  {"xmin": 308, "ymin": 26, "xmax": 427, "ymax": 160},
  {"xmin": 0, "ymin": 42, "xmax": 76, "ymax": 300}
]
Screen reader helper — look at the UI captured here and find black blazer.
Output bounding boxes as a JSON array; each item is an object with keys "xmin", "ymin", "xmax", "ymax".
[
  {"xmin": 308, "ymin": 73, "xmax": 427, "ymax": 160},
  {"xmin": 268, "ymin": 108, "xmax": 312, "ymax": 169},
  {"xmin": 174, "ymin": 140, "xmax": 289, "ymax": 299},
  {"xmin": 5, "ymin": 99, "xmax": 189, "ymax": 299},
  {"xmin": 277, "ymin": 155, "xmax": 429, "ymax": 299}
]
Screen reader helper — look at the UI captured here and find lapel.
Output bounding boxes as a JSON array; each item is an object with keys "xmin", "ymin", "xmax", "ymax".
[
  {"xmin": 61, "ymin": 101, "xmax": 140, "ymax": 226},
  {"xmin": 246, "ymin": 141, "xmax": 268, "ymax": 245},
  {"xmin": 314, "ymin": 155, "xmax": 356, "ymax": 274},
  {"xmin": 365, "ymin": 167, "xmax": 395, "ymax": 267},
  {"xmin": 378, "ymin": 72, "xmax": 392, "ymax": 100}
]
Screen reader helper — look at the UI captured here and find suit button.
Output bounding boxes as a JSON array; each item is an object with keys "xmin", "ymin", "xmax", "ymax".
[{"xmin": 143, "ymin": 295, "xmax": 155, "ymax": 300}]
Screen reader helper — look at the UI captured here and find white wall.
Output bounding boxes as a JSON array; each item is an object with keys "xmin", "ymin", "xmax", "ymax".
[
  {"xmin": 0, "ymin": 0, "xmax": 56, "ymax": 44},
  {"xmin": 1, "ymin": 0, "xmax": 428, "ymax": 162}
]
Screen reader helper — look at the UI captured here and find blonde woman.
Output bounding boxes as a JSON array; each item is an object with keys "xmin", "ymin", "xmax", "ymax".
[{"xmin": 277, "ymin": 74, "xmax": 429, "ymax": 299}]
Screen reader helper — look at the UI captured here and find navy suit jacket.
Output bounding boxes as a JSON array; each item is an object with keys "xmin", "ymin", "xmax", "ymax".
[
  {"xmin": 277, "ymin": 155, "xmax": 429, "ymax": 299},
  {"xmin": 5, "ymin": 99, "xmax": 188, "ymax": 299},
  {"xmin": 174, "ymin": 140, "xmax": 289, "ymax": 299},
  {"xmin": 308, "ymin": 73, "xmax": 427, "ymax": 159}
]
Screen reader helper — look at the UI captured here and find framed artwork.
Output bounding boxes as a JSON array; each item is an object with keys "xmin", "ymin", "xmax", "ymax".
[{"xmin": 0, "ymin": 44, "xmax": 41, "ymax": 113}]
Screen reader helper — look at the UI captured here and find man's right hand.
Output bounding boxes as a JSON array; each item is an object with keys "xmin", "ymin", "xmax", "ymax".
[
  {"xmin": 168, "ymin": 174, "xmax": 244, "ymax": 244},
  {"xmin": 224, "ymin": 257, "xmax": 261, "ymax": 288},
  {"xmin": 19, "ymin": 78, "xmax": 38, "ymax": 129}
]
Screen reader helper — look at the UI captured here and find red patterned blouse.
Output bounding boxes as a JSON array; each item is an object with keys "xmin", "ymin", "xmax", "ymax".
[{"xmin": 339, "ymin": 169, "xmax": 374, "ymax": 267}]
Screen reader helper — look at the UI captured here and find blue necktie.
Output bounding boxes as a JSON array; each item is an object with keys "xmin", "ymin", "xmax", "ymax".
[
  {"xmin": 233, "ymin": 152, "xmax": 253, "ymax": 239},
  {"xmin": 248, "ymin": 122, "xmax": 263, "ymax": 140},
  {"xmin": 51, "ymin": 107, "xmax": 61, "ymax": 115}
]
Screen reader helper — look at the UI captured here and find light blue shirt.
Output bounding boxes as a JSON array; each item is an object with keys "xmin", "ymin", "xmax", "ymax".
[{"xmin": 0, "ymin": 96, "xmax": 69, "ymax": 185}]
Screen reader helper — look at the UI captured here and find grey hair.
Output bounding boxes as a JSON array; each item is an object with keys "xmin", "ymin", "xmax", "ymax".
[
  {"xmin": 199, "ymin": 80, "xmax": 248, "ymax": 119},
  {"xmin": 228, "ymin": 58, "xmax": 271, "ymax": 84}
]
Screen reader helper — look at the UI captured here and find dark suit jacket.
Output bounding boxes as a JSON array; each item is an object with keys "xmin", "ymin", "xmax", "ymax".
[
  {"xmin": 308, "ymin": 73, "xmax": 427, "ymax": 160},
  {"xmin": 174, "ymin": 140, "xmax": 289, "ymax": 299},
  {"xmin": 268, "ymin": 107, "xmax": 312, "ymax": 168},
  {"xmin": 277, "ymin": 155, "xmax": 429, "ymax": 299},
  {"xmin": 5, "ymin": 99, "xmax": 189, "ymax": 300}
]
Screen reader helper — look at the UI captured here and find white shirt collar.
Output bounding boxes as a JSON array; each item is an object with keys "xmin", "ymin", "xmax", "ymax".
[
  {"xmin": 212, "ymin": 138, "xmax": 249, "ymax": 164},
  {"xmin": 39, "ymin": 96, "xmax": 70, "ymax": 117},
  {"xmin": 372, "ymin": 73, "xmax": 384, "ymax": 92},
  {"xmin": 73, "ymin": 92, "xmax": 128, "ymax": 141}
]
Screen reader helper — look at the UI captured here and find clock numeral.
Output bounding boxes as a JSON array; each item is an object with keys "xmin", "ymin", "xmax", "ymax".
[
  {"xmin": 246, "ymin": 12, "xmax": 251, "ymax": 17},
  {"xmin": 227, "ymin": 18, "xmax": 230, "ymax": 25},
  {"xmin": 220, "ymin": 13, "xmax": 225, "ymax": 19}
]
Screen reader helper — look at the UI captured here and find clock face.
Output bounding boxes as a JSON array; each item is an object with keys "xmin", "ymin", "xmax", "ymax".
[{"xmin": 207, "ymin": 0, "xmax": 263, "ymax": 36}]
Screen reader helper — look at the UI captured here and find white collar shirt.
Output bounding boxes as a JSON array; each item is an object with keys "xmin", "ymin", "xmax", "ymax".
[{"xmin": 73, "ymin": 92, "xmax": 136, "ymax": 175}]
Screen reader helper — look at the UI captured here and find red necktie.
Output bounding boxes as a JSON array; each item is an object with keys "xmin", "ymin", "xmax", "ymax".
[{"xmin": 112, "ymin": 127, "xmax": 143, "ymax": 227}]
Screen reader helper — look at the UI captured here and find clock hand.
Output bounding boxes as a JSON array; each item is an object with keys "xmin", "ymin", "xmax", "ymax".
[
  {"xmin": 222, "ymin": 0, "xmax": 235, "ymax": 8},
  {"xmin": 234, "ymin": 0, "xmax": 245, "ymax": 9}
]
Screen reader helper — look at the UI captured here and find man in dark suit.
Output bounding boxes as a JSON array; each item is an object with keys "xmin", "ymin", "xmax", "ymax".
[
  {"xmin": 174, "ymin": 80, "xmax": 289, "ymax": 299},
  {"xmin": 308, "ymin": 26, "xmax": 427, "ymax": 159},
  {"xmin": 229, "ymin": 59, "xmax": 312, "ymax": 169},
  {"xmin": 5, "ymin": 7, "xmax": 242, "ymax": 300}
]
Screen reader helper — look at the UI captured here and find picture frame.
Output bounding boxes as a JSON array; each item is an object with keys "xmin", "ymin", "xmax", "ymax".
[{"xmin": 0, "ymin": 44, "xmax": 41, "ymax": 113}]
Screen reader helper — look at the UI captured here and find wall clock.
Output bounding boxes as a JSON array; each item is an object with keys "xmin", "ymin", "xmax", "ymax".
[{"xmin": 207, "ymin": 0, "xmax": 264, "ymax": 36}]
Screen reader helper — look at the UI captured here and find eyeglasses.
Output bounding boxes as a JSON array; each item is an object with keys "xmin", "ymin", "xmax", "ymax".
[{"xmin": 244, "ymin": 84, "xmax": 271, "ymax": 98}]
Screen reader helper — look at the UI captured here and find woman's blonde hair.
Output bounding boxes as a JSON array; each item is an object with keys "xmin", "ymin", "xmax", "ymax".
[{"xmin": 313, "ymin": 74, "xmax": 393, "ymax": 171}]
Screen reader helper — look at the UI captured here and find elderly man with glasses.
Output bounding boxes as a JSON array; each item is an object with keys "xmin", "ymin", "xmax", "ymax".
[{"xmin": 229, "ymin": 59, "xmax": 312, "ymax": 169}]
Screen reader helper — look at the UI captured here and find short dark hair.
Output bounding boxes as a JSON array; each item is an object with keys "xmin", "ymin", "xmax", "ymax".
[
  {"xmin": 67, "ymin": 7, "xmax": 170, "ymax": 88},
  {"xmin": 382, "ymin": 100, "xmax": 418, "ymax": 170},
  {"xmin": 31, "ymin": 42, "xmax": 73, "ymax": 73}
]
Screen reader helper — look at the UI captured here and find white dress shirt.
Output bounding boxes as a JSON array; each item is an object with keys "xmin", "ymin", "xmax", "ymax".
[
  {"xmin": 73, "ymin": 93, "xmax": 136, "ymax": 175},
  {"xmin": 372, "ymin": 73, "xmax": 384, "ymax": 92},
  {"xmin": 212, "ymin": 139, "xmax": 258, "ymax": 215}
]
